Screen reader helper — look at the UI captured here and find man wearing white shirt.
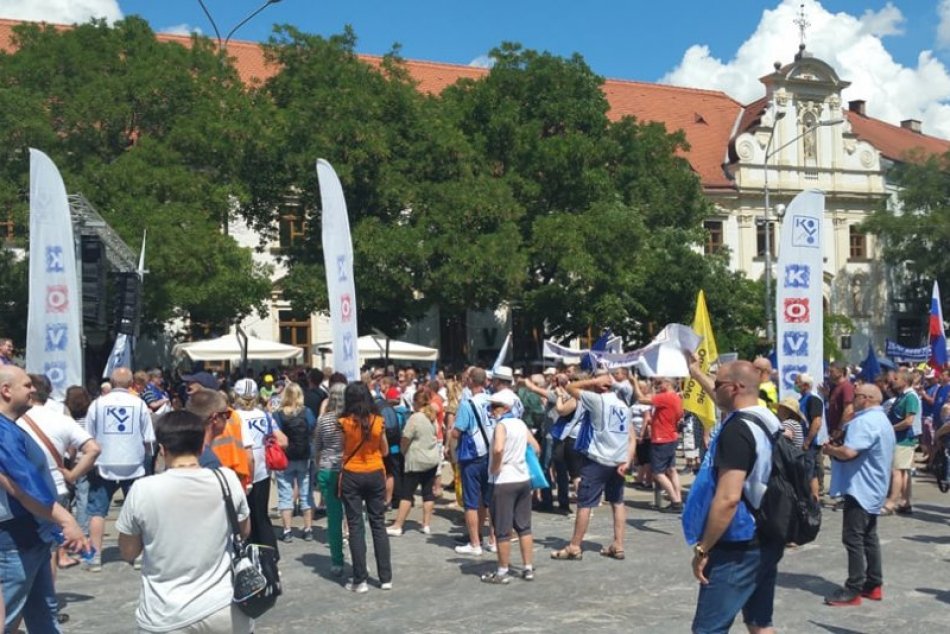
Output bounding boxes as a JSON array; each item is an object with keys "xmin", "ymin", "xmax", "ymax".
[{"xmin": 84, "ymin": 367, "xmax": 154, "ymax": 572}]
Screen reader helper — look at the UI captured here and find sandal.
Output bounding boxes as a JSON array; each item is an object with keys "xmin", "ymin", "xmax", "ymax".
[
  {"xmin": 550, "ymin": 547, "xmax": 583, "ymax": 561},
  {"xmin": 895, "ymin": 505, "xmax": 913, "ymax": 515},
  {"xmin": 879, "ymin": 507, "xmax": 896, "ymax": 516},
  {"xmin": 480, "ymin": 572, "xmax": 510, "ymax": 585},
  {"xmin": 600, "ymin": 545, "xmax": 626, "ymax": 560}
]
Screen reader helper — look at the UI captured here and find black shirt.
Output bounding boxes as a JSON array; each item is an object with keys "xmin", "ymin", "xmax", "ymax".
[
  {"xmin": 714, "ymin": 414, "xmax": 757, "ymax": 476},
  {"xmin": 304, "ymin": 387, "xmax": 327, "ymax": 418}
]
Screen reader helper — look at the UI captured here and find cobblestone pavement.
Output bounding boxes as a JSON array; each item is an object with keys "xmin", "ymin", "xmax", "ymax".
[{"xmin": 54, "ymin": 469, "xmax": 950, "ymax": 634}]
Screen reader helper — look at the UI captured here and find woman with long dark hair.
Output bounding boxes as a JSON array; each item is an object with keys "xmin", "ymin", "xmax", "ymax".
[{"xmin": 338, "ymin": 382, "xmax": 392, "ymax": 593}]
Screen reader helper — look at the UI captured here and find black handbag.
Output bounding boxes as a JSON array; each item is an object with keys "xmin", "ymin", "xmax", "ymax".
[{"xmin": 212, "ymin": 469, "xmax": 282, "ymax": 618}]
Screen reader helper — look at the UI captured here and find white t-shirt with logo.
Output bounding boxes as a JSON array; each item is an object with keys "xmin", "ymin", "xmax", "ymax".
[
  {"xmin": 18, "ymin": 406, "xmax": 92, "ymax": 496},
  {"xmin": 87, "ymin": 389, "xmax": 155, "ymax": 481},
  {"xmin": 115, "ymin": 467, "xmax": 249, "ymax": 633},
  {"xmin": 235, "ymin": 407, "xmax": 272, "ymax": 483}
]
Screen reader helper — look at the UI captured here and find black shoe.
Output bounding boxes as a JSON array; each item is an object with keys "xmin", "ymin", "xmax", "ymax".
[
  {"xmin": 280, "ymin": 530, "xmax": 293, "ymax": 543},
  {"xmin": 661, "ymin": 502, "xmax": 684, "ymax": 513}
]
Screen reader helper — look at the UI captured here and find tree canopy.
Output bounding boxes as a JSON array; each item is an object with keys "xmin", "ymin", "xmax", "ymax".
[
  {"xmin": 0, "ymin": 20, "xmax": 768, "ymax": 359},
  {"xmin": 863, "ymin": 150, "xmax": 950, "ymax": 314}
]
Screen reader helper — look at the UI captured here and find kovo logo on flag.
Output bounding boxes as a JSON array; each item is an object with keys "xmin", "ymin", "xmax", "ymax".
[
  {"xmin": 783, "ymin": 298, "xmax": 810, "ymax": 324},
  {"xmin": 781, "ymin": 364, "xmax": 808, "ymax": 392},
  {"xmin": 45, "ymin": 323, "xmax": 68, "ymax": 352},
  {"xmin": 791, "ymin": 215, "xmax": 819, "ymax": 248},
  {"xmin": 340, "ymin": 293, "xmax": 353, "ymax": 323},
  {"xmin": 782, "ymin": 331, "xmax": 809, "ymax": 357},
  {"xmin": 46, "ymin": 246, "xmax": 64, "ymax": 273},
  {"xmin": 337, "ymin": 255, "xmax": 348, "ymax": 283},
  {"xmin": 44, "ymin": 361, "xmax": 67, "ymax": 391},
  {"xmin": 342, "ymin": 331, "xmax": 354, "ymax": 361},
  {"xmin": 784, "ymin": 264, "xmax": 810, "ymax": 289},
  {"xmin": 46, "ymin": 285, "xmax": 69, "ymax": 313}
]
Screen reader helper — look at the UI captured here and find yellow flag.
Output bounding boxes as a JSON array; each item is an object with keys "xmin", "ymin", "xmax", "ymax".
[{"xmin": 682, "ymin": 290, "xmax": 719, "ymax": 429}]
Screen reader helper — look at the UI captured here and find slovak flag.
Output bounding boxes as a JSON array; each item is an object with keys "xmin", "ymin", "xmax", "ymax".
[{"xmin": 930, "ymin": 281, "xmax": 947, "ymax": 370}]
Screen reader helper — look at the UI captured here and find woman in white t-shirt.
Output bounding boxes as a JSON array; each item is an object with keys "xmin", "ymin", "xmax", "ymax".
[
  {"xmin": 116, "ymin": 410, "xmax": 252, "ymax": 634},
  {"xmin": 232, "ymin": 378, "xmax": 285, "ymax": 557},
  {"xmin": 482, "ymin": 390, "xmax": 541, "ymax": 585}
]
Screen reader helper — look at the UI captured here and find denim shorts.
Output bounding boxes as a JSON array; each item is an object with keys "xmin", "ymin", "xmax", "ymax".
[
  {"xmin": 460, "ymin": 457, "xmax": 491, "ymax": 510},
  {"xmin": 577, "ymin": 457, "xmax": 625, "ymax": 508},
  {"xmin": 87, "ymin": 471, "xmax": 136, "ymax": 518},
  {"xmin": 692, "ymin": 540, "xmax": 785, "ymax": 633},
  {"xmin": 275, "ymin": 459, "xmax": 312, "ymax": 510},
  {"xmin": 0, "ymin": 540, "xmax": 60, "ymax": 632}
]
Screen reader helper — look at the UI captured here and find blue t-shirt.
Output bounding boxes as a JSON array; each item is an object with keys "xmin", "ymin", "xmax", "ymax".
[
  {"xmin": 454, "ymin": 393, "xmax": 493, "ymax": 460},
  {"xmin": 933, "ymin": 384, "xmax": 950, "ymax": 427},
  {"xmin": 828, "ymin": 406, "xmax": 895, "ymax": 515},
  {"xmin": 0, "ymin": 414, "xmax": 58, "ymax": 549}
]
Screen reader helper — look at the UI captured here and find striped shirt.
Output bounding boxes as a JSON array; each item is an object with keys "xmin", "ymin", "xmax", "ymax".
[{"xmin": 314, "ymin": 412, "xmax": 344, "ymax": 471}]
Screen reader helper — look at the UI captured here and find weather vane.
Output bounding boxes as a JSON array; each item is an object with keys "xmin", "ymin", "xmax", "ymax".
[{"xmin": 794, "ymin": 2, "xmax": 811, "ymax": 46}]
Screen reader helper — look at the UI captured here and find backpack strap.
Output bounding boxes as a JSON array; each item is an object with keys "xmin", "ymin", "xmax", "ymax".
[{"xmin": 467, "ymin": 400, "xmax": 490, "ymax": 455}]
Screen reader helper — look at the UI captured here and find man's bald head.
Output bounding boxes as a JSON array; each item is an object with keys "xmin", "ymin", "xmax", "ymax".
[
  {"xmin": 854, "ymin": 383, "xmax": 883, "ymax": 411},
  {"xmin": 715, "ymin": 360, "xmax": 759, "ymax": 411},
  {"xmin": 469, "ymin": 367, "xmax": 487, "ymax": 388},
  {"xmin": 752, "ymin": 356, "xmax": 773, "ymax": 376},
  {"xmin": 111, "ymin": 367, "xmax": 133, "ymax": 388},
  {"xmin": 0, "ymin": 365, "xmax": 35, "ymax": 419}
]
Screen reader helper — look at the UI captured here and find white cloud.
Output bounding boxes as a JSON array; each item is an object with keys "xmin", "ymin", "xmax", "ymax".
[
  {"xmin": 661, "ymin": 0, "xmax": 950, "ymax": 139},
  {"xmin": 938, "ymin": 0, "xmax": 950, "ymax": 49},
  {"xmin": 468, "ymin": 54, "xmax": 495, "ymax": 69},
  {"xmin": 0, "ymin": 0, "xmax": 122, "ymax": 23},
  {"xmin": 161, "ymin": 23, "xmax": 202, "ymax": 37},
  {"xmin": 858, "ymin": 3, "xmax": 904, "ymax": 37}
]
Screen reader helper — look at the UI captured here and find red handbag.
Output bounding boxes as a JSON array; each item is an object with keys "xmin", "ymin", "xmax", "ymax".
[{"xmin": 264, "ymin": 416, "xmax": 288, "ymax": 471}]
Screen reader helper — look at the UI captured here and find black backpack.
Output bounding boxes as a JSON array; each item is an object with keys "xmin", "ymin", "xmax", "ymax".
[
  {"xmin": 278, "ymin": 410, "xmax": 311, "ymax": 461},
  {"xmin": 742, "ymin": 414, "xmax": 822, "ymax": 545}
]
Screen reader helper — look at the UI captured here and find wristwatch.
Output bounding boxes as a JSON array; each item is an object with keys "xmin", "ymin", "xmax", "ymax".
[{"xmin": 693, "ymin": 543, "xmax": 707, "ymax": 558}]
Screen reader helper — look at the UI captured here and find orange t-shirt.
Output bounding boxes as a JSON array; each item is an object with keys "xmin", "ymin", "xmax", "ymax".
[
  {"xmin": 211, "ymin": 410, "xmax": 252, "ymax": 487},
  {"xmin": 339, "ymin": 414, "xmax": 385, "ymax": 473}
]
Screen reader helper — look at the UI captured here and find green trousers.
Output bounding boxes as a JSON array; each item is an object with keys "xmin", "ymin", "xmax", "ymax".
[{"xmin": 317, "ymin": 468, "xmax": 345, "ymax": 567}]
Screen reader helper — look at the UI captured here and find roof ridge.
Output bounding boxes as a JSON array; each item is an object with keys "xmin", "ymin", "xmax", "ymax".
[{"xmin": 604, "ymin": 76, "xmax": 743, "ymax": 104}]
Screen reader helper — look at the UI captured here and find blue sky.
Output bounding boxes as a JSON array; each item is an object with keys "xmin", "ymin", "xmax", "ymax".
[
  {"xmin": 113, "ymin": 1, "xmax": 947, "ymax": 82},
  {"xmin": 3, "ymin": 1, "xmax": 950, "ymax": 136}
]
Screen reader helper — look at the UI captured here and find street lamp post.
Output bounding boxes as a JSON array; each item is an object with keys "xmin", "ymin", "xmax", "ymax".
[
  {"xmin": 197, "ymin": 0, "xmax": 283, "ymax": 51},
  {"xmin": 761, "ymin": 108, "xmax": 843, "ymax": 347}
]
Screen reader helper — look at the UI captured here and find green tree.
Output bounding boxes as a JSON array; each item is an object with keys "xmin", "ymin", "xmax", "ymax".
[
  {"xmin": 246, "ymin": 27, "xmax": 526, "ymax": 335},
  {"xmin": 441, "ymin": 43, "xmax": 762, "ymax": 349},
  {"xmin": 863, "ymin": 150, "xmax": 950, "ymax": 313},
  {"xmin": 0, "ymin": 18, "xmax": 272, "ymax": 331}
]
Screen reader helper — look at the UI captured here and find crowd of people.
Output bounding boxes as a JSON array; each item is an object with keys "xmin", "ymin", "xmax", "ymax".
[{"xmin": 0, "ymin": 339, "xmax": 947, "ymax": 633}]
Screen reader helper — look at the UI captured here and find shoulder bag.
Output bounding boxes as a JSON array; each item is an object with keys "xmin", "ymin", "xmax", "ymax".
[{"xmin": 212, "ymin": 469, "xmax": 281, "ymax": 618}]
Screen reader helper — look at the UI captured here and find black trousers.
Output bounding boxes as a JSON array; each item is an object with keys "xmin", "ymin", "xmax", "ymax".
[
  {"xmin": 842, "ymin": 495, "xmax": 882, "ymax": 593},
  {"xmin": 341, "ymin": 469, "xmax": 392, "ymax": 585},
  {"xmin": 248, "ymin": 478, "xmax": 279, "ymax": 558}
]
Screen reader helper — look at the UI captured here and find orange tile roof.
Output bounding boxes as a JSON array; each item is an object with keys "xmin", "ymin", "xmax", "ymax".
[
  {"xmin": 844, "ymin": 109, "xmax": 950, "ymax": 163},
  {"xmin": 2, "ymin": 18, "xmax": 947, "ymax": 189}
]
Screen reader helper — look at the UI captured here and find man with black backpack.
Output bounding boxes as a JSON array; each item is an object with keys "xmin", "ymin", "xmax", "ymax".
[
  {"xmin": 684, "ymin": 359, "xmax": 786, "ymax": 634},
  {"xmin": 376, "ymin": 380, "xmax": 408, "ymax": 510}
]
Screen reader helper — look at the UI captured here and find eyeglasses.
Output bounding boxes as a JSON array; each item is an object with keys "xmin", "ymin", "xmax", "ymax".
[
  {"xmin": 211, "ymin": 410, "xmax": 230, "ymax": 420},
  {"xmin": 854, "ymin": 394, "xmax": 869, "ymax": 401},
  {"xmin": 714, "ymin": 380, "xmax": 735, "ymax": 390}
]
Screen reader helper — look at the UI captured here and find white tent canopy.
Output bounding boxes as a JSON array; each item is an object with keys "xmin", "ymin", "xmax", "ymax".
[
  {"xmin": 313, "ymin": 335, "xmax": 438, "ymax": 363},
  {"xmin": 173, "ymin": 334, "xmax": 304, "ymax": 362}
]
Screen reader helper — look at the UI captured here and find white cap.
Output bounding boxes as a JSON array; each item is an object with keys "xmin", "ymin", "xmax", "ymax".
[
  {"xmin": 543, "ymin": 367, "xmax": 556, "ymax": 375},
  {"xmin": 493, "ymin": 365, "xmax": 514, "ymax": 382},
  {"xmin": 234, "ymin": 378, "xmax": 259, "ymax": 399},
  {"xmin": 489, "ymin": 389, "xmax": 516, "ymax": 408}
]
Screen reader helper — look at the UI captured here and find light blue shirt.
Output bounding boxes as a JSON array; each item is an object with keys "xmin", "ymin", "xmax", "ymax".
[
  {"xmin": 454, "ymin": 392, "xmax": 493, "ymax": 458},
  {"xmin": 580, "ymin": 391, "xmax": 631, "ymax": 466},
  {"xmin": 829, "ymin": 406, "xmax": 895, "ymax": 515}
]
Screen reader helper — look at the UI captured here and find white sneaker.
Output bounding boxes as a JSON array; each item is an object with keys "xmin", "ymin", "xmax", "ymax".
[
  {"xmin": 133, "ymin": 554, "xmax": 143, "ymax": 570},
  {"xmin": 421, "ymin": 525, "xmax": 431, "ymax": 535},
  {"xmin": 386, "ymin": 527, "xmax": 403, "ymax": 537},
  {"xmin": 381, "ymin": 582, "xmax": 393, "ymax": 590},
  {"xmin": 84, "ymin": 555, "xmax": 102, "ymax": 573},
  {"xmin": 454, "ymin": 543, "xmax": 483, "ymax": 556},
  {"xmin": 485, "ymin": 541, "xmax": 498, "ymax": 553},
  {"xmin": 345, "ymin": 579, "xmax": 369, "ymax": 593}
]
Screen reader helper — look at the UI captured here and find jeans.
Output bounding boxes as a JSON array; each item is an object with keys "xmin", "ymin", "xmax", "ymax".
[
  {"xmin": 275, "ymin": 460, "xmax": 312, "ymax": 511},
  {"xmin": 316, "ymin": 469, "xmax": 344, "ymax": 567},
  {"xmin": 1, "ymin": 541, "xmax": 61, "ymax": 634},
  {"xmin": 842, "ymin": 495, "xmax": 882, "ymax": 593},
  {"xmin": 692, "ymin": 540, "xmax": 784, "ymax": 633},
  {"xmin": 341, "ymin": 470, "xmax": 391, "ymax": 585}
]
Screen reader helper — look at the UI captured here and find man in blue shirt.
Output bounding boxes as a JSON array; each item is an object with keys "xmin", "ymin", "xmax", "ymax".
[
  {"xmin": 823, "ymin": 383, "xmax": 895, "ymax": 606},
  {"xmin": 452, "ymin": 367, "xmax": 495, "ymax": 556},
  {"xmin": 0, "ymin": 365, "xmax": 88, "ymax": 631}
]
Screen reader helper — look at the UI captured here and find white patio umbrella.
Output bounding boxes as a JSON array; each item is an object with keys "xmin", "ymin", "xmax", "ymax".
[{"xmin": 173, "ymin": 334, "xmax": 304, "ymax": 362}]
